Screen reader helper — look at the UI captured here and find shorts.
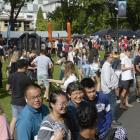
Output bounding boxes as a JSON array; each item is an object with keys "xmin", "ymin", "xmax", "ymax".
[
  {"xmin": 136, "ymin": 75, "xmax": 140, "ymax": 90},
  {"xmin": 11, "ymin": 105, "xmax": 24, "ymax": 118},
  {"xmin": 119, "ymin": 80, "xmax": 131, "ymax": 90},
  {"xmin": 37, "ymin": 74, "xmax": 49, "ymax": 87}
]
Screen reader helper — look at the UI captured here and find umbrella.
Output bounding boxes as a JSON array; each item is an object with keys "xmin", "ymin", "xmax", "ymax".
[{"xmin": 92, "ymin": 29, "xmax": 137, "ymax": 38}]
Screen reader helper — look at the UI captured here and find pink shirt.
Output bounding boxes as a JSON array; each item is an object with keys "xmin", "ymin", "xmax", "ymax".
[{"xmin": 0, "ymin": 115, "xmax": 11, "ymax": 140}]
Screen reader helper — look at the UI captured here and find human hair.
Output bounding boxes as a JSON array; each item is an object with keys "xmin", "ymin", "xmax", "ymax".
[
  {"xmin": 81, "ymin": 78, "xmax": 96, "ymax": 89},
  {"xmin": 124, "ymin": 47, "xmax": 132, "ymax": 52},
  {"xmin": 104, "ymin": 52, "xmax": 112, "ymax": 60},
  {"xmin": 88, "ymin": 52, "xmax": 94, "ymax": 64},
  {"xmin": 10, "ymin": 51, "xmax": 19, "ymax": 62},
  {"xmin": 81, "ymin": 48, "xmax": 88, "ymax": 59},
  {"xmin": 17, "ymin": 59, "xmax": 29, "ymax": 69},
  {"xmin": 76, "ymin": 102, "xmax": 98, "ymax": 129},
  {"xmin": 64, "ymin": 61, "xmax": 77, "ymax": 79},
  {"xmin": 66, "ymin": 81, "xmax": 83, "ymax": 96},
  {"xmin": 24, "ymin": 83, "xmax": 42, "ymax": 97},
  {"xmin": 48, "ymin": 91, "xmax": 67, "ymax": 110},
  {"xmin": 40, "ymin": 49, "xmax": 46, "ymax": 55},
  {"xmin": 138, "ymin": 46, "xmax": 140, "ymax": 52}
]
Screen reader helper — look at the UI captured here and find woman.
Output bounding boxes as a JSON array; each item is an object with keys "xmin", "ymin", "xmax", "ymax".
[
  {"xmin": 37, "ymin": 92, "xmax": 71, "ymax": 140},
  {"xmin": 48, "ymin": 61, "xmax": 78, "ymax": 92},
  {"xmin": 78, "ymin": 48, "xmax": 90, "ymax": 79},
  {"xmin": 0, "ymin": 106, "xmax": 11, "ymax": 140}
]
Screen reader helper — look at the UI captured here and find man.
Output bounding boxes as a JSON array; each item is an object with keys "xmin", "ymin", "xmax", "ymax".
[
  {"xmin": 134, "ymin": 46, "xmax": 140, "ymax": 102},
  {"xmin": 77, "ymin": 102, "xmax": 99, "ymax": 140},
  {"xmin": 81, "ymin": 78, "xmax": 112, "ymax": 139},
  {"xmin": 101, "ymin": 52, "xmax": 121, "ymax": 125},
  {"xmin": 119, "ymin": 48, "xmax": 134, "ymax": 108},
  {"xmin": 66, "ymin": 81, "xmax": 85, "ymax": 140},
  {"xmin": 32, "ymin": 49, "xmax": 53, "ymax": 99},
  {"xmin": 16, "ymin": 84, "xmax": 48, "ymax": 140},
  {"xmin": 8, "ymin": 59, "xmax": 33, "ymax": 138}
]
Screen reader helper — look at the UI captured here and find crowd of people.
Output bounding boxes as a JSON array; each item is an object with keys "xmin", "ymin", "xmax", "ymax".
[{"xmin": 1, "ymin": 34, "xmax": 140, "ymax": 140}]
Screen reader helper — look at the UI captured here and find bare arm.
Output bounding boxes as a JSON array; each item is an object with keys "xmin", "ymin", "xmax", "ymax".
[
  {"xmin": 48, "ymin": 79, "xmax": 64, "ymax": 85},
  {"xmin": 135, "ymin": 65, "xmax": 140, "ymax": 73},
  {"xmin": 121, "ymin": 64, "xmax": 133, "ymax": 71}
]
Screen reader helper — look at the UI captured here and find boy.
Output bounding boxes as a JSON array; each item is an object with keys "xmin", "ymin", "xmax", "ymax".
[{"xmin": 81, "ymin": 78, "xmax": 112, "ymax": 140}]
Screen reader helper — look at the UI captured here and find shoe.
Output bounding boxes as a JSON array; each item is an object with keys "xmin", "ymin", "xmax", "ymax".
[
  {"xmin": 136, "ymin": 98, "xmax": 140, "ymax": 103},
  {"xmin": 126, "ymin": 104, "xmax": 134, "ymax": 108},
  {"xmin": 112, "ymin": 120, "xmax": 122, "ymax": 126},
  {"xmin": 120, "ymin": 105, "xmax": 128, "ymax": 110},
  {"xmin": 116, "ymin": 99, "xmax": 121, "ymax": 104}
]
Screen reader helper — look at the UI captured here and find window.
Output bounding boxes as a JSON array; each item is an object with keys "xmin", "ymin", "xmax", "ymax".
[
  {"xmin": 4, "ymin": 21, "xmax": 8, "ymax": 27},
  {"xmin": 27, "ymin": 15, "xmax": 33, "ymax": 19}
]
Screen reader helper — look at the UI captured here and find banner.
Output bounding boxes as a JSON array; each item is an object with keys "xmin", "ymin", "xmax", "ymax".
[
  {"xmin": 48, "ymin": 21, "xmax": 52, "ymax": 41},
  {"xmin": 118, "ymin": 0, "xmax": 127, "ymax": 17},
  {"xmin": 67, "ymin": 22, "xmax": 71, "ymax": 44}
]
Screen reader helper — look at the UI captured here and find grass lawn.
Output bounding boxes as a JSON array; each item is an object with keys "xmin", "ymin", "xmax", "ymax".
[
  {"xmin": 0, "ymin": 51, "xmax": 105, "ymax": 121},
  {"xmin": 0, "ymin": 59, "xmax": 61, "ymax": 122}
]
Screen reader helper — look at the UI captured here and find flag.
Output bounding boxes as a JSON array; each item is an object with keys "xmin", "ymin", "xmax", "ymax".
[{"xmin": 118, "ymin": 0, "xmax": 127, "ymax": 17}]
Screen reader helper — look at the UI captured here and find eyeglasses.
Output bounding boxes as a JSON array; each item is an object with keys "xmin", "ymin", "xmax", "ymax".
[{"xmin": 28, "ymin": 95, "xmax": 42, "ymax": 101}]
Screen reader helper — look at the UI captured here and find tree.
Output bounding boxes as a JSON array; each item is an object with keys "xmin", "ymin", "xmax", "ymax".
[
  {"xmin": 127, "ymin": 0, "xmax": 140, "ymax": 30},
  {"xmin": 4, "ymin": 0, "xmax": 33, "ymax": 31},
  {"xmin": 36, "ymin": 7, "xmax": 47, "ymax": 31}
]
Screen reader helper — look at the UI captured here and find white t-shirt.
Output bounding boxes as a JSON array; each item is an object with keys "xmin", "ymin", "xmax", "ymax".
[
  {"xmin": 121, "ymin": 56, "xmax": 133, "ymax": 81},
  {"xmin": 67, "ymin": 51, "xmax": 74, "ymax": 63},
  {"xmin": 33, "ymin": 55, "xmax": 52, "ymax": 76},
  {"xmin": 62, "ymin": 74, "xmax": 78, "ymax": 92}
]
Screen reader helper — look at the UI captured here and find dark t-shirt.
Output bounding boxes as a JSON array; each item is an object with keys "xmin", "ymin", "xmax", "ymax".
[
  {"xmin": 134, "ymin": 55, "xmax": 140, "ymax": 76},
  {"xmin": 9, "ymin": 72, "xmax": 33, "ymax": 106}
]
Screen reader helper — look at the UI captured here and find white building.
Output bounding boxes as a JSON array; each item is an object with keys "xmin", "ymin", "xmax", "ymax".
[
  {"xmin": 0, "ymin": 0, "xmax": 61, "ymax": 31},
  {"xmin": 43, "ymin": 0, "xmax": 61, "ymax": 14}
]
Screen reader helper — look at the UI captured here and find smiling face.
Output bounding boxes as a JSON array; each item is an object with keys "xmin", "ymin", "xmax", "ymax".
[
  {"xmin": 51, "ymin": 95, "xmax": 68, "ymax": 115},
  {"xmin": 69, "ymin": 90, "xmax": 84, "ymax": 105},
  {"xmin": 26, "ymin": 88, "xmax": 42, "ymax": 109}
]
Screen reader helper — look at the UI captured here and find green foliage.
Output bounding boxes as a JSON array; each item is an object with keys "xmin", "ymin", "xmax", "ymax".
[
  {"xmin": 48, "ymin": 0, "xmax": 140, "ymax": 33},
  {"xmin": 127, "ymin": 0, "xmax": 140, "ymax": 30},
  {"xmin": 36, "ymin": 7, "xmax": 47, "ymax": 31}
]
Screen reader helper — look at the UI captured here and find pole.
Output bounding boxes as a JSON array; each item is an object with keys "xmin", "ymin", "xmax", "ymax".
[{"xmin": 116, "ymin": 15, "xmax": 119, "ymax": 53}]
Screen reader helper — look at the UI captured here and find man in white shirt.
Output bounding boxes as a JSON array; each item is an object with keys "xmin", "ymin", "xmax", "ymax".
[
  {"xmin": 119, "ymin": 48, "xmax": 134, "ymax": 108},
  {"xmin": 32, "ymin": 49, "xmax": 53, "ymax": 99},
  {"xmin": 101, "ymin": 52, "xmax": 121, "ymax": 126}
]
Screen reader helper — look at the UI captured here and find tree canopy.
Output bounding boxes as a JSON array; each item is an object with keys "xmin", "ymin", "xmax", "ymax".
[
  {"xmin": 36, "ymin": 7, "xmax": 47, "ymax": 31},
  {"xmin": 47, "ymin": 0, "xmax": 140, "ymax": 34}
]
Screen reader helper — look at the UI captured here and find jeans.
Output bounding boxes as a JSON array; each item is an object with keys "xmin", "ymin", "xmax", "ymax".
[
  {"xmin": 82, "ymin": 64, "xmax": 90, "ymax": 78},
  {"xmin": 107, "ymin": 91, "xmax": 117, "ymax": 121}
]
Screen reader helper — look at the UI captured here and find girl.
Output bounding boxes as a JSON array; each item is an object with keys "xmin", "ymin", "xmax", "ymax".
[
  {"xmin": 37, "ymin": 92, "xmax": 71, "ymax": 140},
  {"xmin": 0, "ymin": 106, "xmax": 11, "ymax": 140},
  {"xmin": 48, "ymin": 61, "xmax": 78, "ymax": 92}
]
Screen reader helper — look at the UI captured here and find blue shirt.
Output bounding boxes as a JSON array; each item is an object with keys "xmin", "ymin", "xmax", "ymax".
[
  {"xmin": 16, "ymin": 104, "xmax": 48, "ymax": 140},
  {"xmin": 67, "ymin": 101, "xmax": 85, "ymax": 140},
  {"xmin": 85, "ymin": 92, "xmax": 112, "ymax": 139}
]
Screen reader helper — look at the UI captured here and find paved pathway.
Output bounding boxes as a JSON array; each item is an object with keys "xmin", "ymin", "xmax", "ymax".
[{"xmin": 117, "ymin": 90, "xmax": 140, "ymax": 140}]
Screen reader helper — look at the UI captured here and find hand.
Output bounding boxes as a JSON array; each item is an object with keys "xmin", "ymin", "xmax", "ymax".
[
  {"xmin": 130, "ymin": 67, "xmax": 134, "ymax": 71},
  {"xmin": 47, "ymin": 79, "xmax": 53, "ymax": 82},
  {"xmin": 52, "ymin": 129, "xmax": 65, "ymax": 140}
]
